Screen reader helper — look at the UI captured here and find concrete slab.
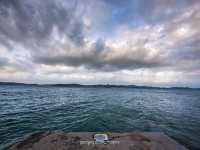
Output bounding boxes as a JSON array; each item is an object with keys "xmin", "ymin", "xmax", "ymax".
[{"xmin": 6, "ymin": 131, "xmax": 188, "ymax": 150}]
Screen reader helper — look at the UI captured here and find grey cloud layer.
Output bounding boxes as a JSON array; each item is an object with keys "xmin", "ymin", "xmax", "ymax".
[
  {"xmin": 0, "ymin": 57, "xmax": 9, "ymax": 68},
  {"xmin": 0, "ymin": 0, "xmax": 200, "ymax": 74},
  {"xmin": 0, "ymin": 0, "xmax": 84, "ymax": 48}
]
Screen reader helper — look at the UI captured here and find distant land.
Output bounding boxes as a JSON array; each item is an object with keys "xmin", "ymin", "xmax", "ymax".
[
  {"xmin": 0, "ymin": 82, "xmax": 199, "ymax": 90},
  {"xmin": 0, "ymin": 82, "xmax": 38, "ymax": 86}
]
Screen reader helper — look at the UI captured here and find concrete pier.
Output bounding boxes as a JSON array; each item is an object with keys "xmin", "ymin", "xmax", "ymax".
[{"xmin": 7, "ymin": 131, "xmax": 188, "ymax": 150}]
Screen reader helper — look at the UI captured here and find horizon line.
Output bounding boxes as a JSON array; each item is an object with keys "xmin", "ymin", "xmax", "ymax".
[{"xmin": 0, "ymin": 81, "xmax": 199, "ymax": 89}]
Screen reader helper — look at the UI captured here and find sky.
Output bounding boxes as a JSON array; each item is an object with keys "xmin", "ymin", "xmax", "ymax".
[{"xmin": 0, "ymin": 0, "xmax": 200, "ymax": 87}]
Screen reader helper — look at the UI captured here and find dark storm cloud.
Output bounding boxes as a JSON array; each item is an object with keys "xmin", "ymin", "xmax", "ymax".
[
  {"xmin": 0, "ymin": 0, "xmax": 85, "ymax": 48},
  {"xmin": 92, "ymin": 39, "xmax": 107, "ymax": 54},
  {"xmin": 34, "ymin": 54, "xmax": 165, "ymax": 71},
  {"xmin": 34, "ymin": 38, "xmax": 166, "ymax": 71}
]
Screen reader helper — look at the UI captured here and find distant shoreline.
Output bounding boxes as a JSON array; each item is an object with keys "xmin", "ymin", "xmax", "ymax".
[{"xmin": 0, "ymin": 82, "xmax": 199, "ymax": 90}]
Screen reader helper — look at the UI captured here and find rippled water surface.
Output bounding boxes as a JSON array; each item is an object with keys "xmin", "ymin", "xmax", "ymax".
[{"xmin": 0, "ymin": 85, "xmax": 200, "ymax": 149}]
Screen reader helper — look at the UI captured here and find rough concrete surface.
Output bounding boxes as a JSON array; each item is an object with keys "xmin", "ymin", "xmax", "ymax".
[{"xmin": 6, "ymin": 131, "xmax": 188, "ymax": 150}]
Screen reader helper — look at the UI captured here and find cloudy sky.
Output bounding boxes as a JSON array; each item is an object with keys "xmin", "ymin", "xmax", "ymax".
[{"xmin": 0, "ymin": 0, "xmax": 200, "ymax": 87}]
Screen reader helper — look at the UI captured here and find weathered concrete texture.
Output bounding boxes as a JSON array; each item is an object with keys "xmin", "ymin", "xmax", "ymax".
[{"xmin": 7, "ymin": 131, "xmax": 188, "ymax": 150}]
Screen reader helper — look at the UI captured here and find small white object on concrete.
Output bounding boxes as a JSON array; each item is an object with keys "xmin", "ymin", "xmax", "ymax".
[{"xmin": 94, "ymin": 133, "xmax": 109, "ymax": 143}]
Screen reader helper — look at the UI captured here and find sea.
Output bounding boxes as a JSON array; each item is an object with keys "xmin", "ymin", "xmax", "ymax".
[{"xmin": 0, "ymin": 85, "xmax": 200, "ymax": 149}]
